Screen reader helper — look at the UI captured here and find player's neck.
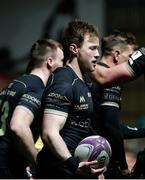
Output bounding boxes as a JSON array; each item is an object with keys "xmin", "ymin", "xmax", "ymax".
[
  {"xmin": 30, "ymin": 68, "xmax": 50, "ymax": 86},
  {"xmin": 67, "ymin": 60, "xmax": 84, "ymax": 81}
]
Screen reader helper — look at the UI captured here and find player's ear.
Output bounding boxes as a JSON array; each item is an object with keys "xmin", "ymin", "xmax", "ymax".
[
  {"xmin": 114, "ymin": 50, "xmax": 120, "ymax": 58},
  {"xmin": 113, "ymin": 50, "xmax": 120, "ymax": 63},
  {"xmin": 69, "ymin": 43, "xmax": 78, "ymax": 55},
  {"xmin": 47, "ymin": 57, "xmax": 53, "ymax": 68}
]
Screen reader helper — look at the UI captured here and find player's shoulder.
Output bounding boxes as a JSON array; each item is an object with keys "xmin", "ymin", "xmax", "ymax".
[
  {"xmin": 15, "ymin": 74, "xmax": 44, "ymax": 89},
  {"xmin": 52, "ymin": 65, "xmax": 77, "ymax": 83}
]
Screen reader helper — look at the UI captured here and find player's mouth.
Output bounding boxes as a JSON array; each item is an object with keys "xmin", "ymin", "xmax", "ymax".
[{"xmin": 92, "ymin": 60, "xmax": 97, "ymax": 67}]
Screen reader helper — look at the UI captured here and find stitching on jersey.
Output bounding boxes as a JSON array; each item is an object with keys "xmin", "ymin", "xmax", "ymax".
[
  {"xmin": 72, "ymin": 78, "xmax": 78, "ymax": 86},
  {"xmin": 14, "ymin": 80, "xmax": 27, "ymax": 88}
]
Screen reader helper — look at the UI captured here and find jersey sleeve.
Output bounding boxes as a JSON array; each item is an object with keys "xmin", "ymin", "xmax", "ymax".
[
  {"xmin": 44, "ymin": 82, "xmax": 73, "ymax": 117},
  {"xmin": 128, "ymin": 47, "xmax": 145, "ymax": 77},
  {"xmin": 18, "ymin": 89, "xmax": 43, "ymax": 117},
  {"xmin": 101, "ymin": 86, "xmax": 122, "ymax": 109}
]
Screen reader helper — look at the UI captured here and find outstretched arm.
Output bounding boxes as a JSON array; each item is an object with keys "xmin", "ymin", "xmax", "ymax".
[
  {"xmin": 91, "ymin": 62, "xmax": 134, "ymax": 86},
  {"xmin": 91, "ymin": 48, "xmax": 145, "ymax": 86}
]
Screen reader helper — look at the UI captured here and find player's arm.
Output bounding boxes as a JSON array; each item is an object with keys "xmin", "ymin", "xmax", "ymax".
[
  {"xmin": 42, "ymin": 112, "xmax": 72, "ymax": 160},
  {"xmin": 10, "ymin": 106, "xmax": 38, "ymax": 166},
  {"xmin": 42, "ymin": 112, "xmax": 105, "ymax": 177},
  {"xmin": 91, "ymin": 62, "xmax": 134, "ymax": 86},
  {"xmin": 91, "ymin": 47, "xmax": 145, "ymax": 86}
]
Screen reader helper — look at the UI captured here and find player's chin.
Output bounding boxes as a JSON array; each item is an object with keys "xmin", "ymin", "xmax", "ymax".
[
  {"xmin": 90, "ymin": 64, "xmax": 96, "ymax": 71},
  {"xmin": 84, "ymin": 64, "xmax": 95, "ymax": 72}
]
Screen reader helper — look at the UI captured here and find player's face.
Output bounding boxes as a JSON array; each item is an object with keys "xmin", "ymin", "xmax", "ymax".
[
  {"xmin": 118, "ymin": 45, "xmax": 135, "ymax": 64},
  {"xmin": 78, "ymin": 34, "xmax": 100, "ymax": 72},
  {"xmin": 52, "ymin": 47, "xmax": 64, "ymax": 71}
]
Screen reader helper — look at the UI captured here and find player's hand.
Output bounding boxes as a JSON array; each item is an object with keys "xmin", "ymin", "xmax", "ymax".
[{"xmin": 76, "ymin": 160, "xmax": 107, "ymax": 178}]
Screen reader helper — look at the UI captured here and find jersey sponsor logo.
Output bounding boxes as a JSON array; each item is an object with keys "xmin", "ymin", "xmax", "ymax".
[
  {"xmin": 22, "ymin": 94, "xmax": 41, "ymax": 106},
  {"xmin": 7, "ymin": 90, "xmax": 16, "ymax": 96},
  {"xmin": 80, "ymin": 96, "xmax": 85, "ymax": 103},
  {"xmin": 48, "ymin": 93, "xmax": 65, "ymax": 100},
  {"xmin": 130, "ymin": 50, "xmax": 142, "ymax": 61},
  {"xmin": 103, "ymin": 93, "xmax": 121, "ymax": 102},
  {"xmin": 104, "ymin": 86, "xmax": 121, "ymax": 94},
  {"xmin": 70, "ymin": 117, "xmax": 91, "ymax": 128},
  {"xmin": 74, "ymin": 104, "xmax": 89, "ymax": 110}
]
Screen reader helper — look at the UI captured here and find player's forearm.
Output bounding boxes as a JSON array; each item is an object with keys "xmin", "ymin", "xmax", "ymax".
[
  {"xmin": 42, "ymin": 131, "xmax": 72, "ymax": 161},
  {"xmin": 12, "ymin": 126, "xmax": 38, "ymax": 166},
  {"xmin": 100, "ymin": 47, "xmax": 145, "ymax": 86},
  {"xmin": 91, "ymin": 63, "xmax": 134, "ymax": 86}
]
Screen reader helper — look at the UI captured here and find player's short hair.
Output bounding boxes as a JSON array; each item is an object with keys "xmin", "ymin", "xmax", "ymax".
[
  {"xmin": 101, "ymin": 37, "xmax": 128, "ymax": 56},
  {"xmin": 61, "ymin": 19, "xmax": 99, "ymax": 63},
  {"xmin": 26, "ymin": 39, "xmax": 63, "ymax": 73},
  {"xmin": 111, "ymin": 29, "xmax": 138, "ymax": 49},
  {"xmin": 101, "ymin": 30, "xmax": 138, "ymax": 56}
]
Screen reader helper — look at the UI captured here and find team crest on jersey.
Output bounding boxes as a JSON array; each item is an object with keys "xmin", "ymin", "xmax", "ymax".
[{"xmin": 80, "ymin": 96, "xmax": 85, "ymax": 103}]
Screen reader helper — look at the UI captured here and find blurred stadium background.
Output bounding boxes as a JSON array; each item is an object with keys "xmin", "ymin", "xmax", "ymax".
[{"xmin": 0, "ymin": 0, "xmax": 145, "ymax": 158}]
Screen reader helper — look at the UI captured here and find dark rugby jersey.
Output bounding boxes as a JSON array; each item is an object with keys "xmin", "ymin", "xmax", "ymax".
[
  {"xmin": 43, "ymin": 65, "xmax": 93, "ymax": 151},
  {"xmin": 0, "ymin": 74, "xmax": 45, "ymax": 166},
  {"xmin": 89, "ymin": 62, "xmax": 127, "ymax": 170},
  {"xmin": 95, "ymin": 62, "xmax": 122, "ymax": 109},
  {"xmin": 88, "ymin": 62, "xmax": 121, "ymax": 135}
]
